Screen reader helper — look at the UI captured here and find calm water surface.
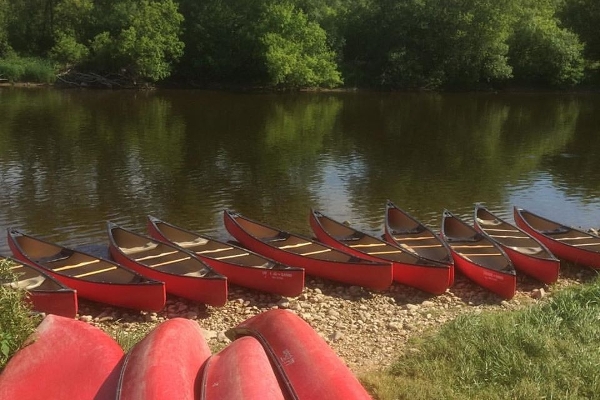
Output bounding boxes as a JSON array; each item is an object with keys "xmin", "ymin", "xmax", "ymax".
[{"xmin": 1, "ymin": 88, "xmax": 600, "ymax": 255}]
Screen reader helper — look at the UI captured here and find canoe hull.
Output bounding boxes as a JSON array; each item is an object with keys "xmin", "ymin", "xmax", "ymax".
[
  {"xmin": 309, "ymin": 211, "xmax": 450, "ymax": 294},
  {"xmin": 199, "ymin": 336, "xmax": 285, "ymax": 400},
  {"xmin": 223, "ymin": 211, "xmax": 392, "ymax": 290},
  {"xmin": 109, "ymin": 249, "xmax": 228, "ymax": 307},
  {"xmin": 514, "ymin": 208, "xmax": 600, "ymax": 269},
  {"xmin": 7, "ymin": 231, "xmax": 166, "ymax": 311},
  {"xmin": 442, "ymin": 211, "xmax": 516, "ymax": 300},
  {"xmin": 227, "ymin": 309, "xmax": 371, "ymax": 400},
  {"xmin": 117, "ymin": 318, "xmax": 211, "ymax": 400},
  {"xmin": 474, "ymin": 206, "xmax": 559, "ymax": 284},
  {"xmin": 0, "ymin": 314, "xmax": 124, "ymax": 400},
  {"xmin": 1, "ymin": 256, "xmax": 78, "ymax": 318},
  {"xmin": 146, "ymin": 218, "xmax": 304, "ymax": 297}
]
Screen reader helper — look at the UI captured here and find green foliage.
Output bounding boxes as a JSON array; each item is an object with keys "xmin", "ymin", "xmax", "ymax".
[
  {"xmin": 259, "ymin": 2, "xmax": 342, "ymax": 88},
  {"xmin": 508, "ymin": 13, "xmax": 585, "ymax": 86},
  {"xmin": 50, "ymin": 32, "xmax": 90, "ymax": 66},
  {"xmin": 362, "ymin": 276, "xmax": 600, "ymax": 399},
  {"xmin": 0, "ymin": 56, "xmax": 56, "ymax": 83},
  {"xmin": 0, "ymin": 259, "xmax": 37, "ymax": 370}
]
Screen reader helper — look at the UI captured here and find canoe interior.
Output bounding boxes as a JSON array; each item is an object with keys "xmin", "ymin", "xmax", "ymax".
[
  {"xmin": 233, "ymin": 215, "xmax": 360, "ymax": 263},
  {"xmin": 444, "ymin": 215, "xmax": 513, "ymax": 272},
  {"xmin": 386, "ymin": 205, "xmax": 452, "ymax": 263},
  {"xmin": 520, "ymin": 210, "xmax": 600, "ymax": 251},
  {"xmin": 0, "ymin": 257, "xmax": 64, "ymax": 291},
  {"xmin": 315, "ymin": 213, "xmax": 433, "ymax": 265},
  {"xmin": 475, "ymin": 208, "xmax": 549, "ymax": 256},
  {"xmin": 111, "ymin": 228, "xmax": 217, "ymax": 278},
  {"xmin": 12, "ymin": 234, "xmax": 146, "ymax": 284},
  {"xmin": 152, "ymin": 221, "xmax": 279, "ymax": 270}
]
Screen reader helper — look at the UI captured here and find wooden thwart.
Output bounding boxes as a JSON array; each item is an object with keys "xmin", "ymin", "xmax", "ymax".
[
  {"xmin": 459, "ymin": 252, "xmax": 503, "ymax": 257},
  {"xmin": 349, "ymin": 243, "xmax": 386, "ymax": 248},
  {"xmin": 195, "ymin": 247, "xmax": 234, "ymax": 255},
  {"xmin": 278, "ymin": 242, "xmax": 312, "ymax": 249},
  {"xmin": 135, "ymin": 250, "xmax": 178, "ymax": 262},
  {"xmin": 299, "ymin": 249, "xmax": 331, "ymax": 256},
  {"xmin": 149, "ymin": 256, "xmax": 191, "ymax": 268},
  {"xmin": 74, "ymin": 266, "xmax": 117, "ymax": 278},
  {"xmin": 213, "ymin": 253, "xmax": 250, "ymax": 260},
  {"xmin": 450, "ymin": 244, "xmax": 495, "ymax": 249},
  {"xmin": 53, "ymin": 259, "xmax": 101, "ymax": 272}
]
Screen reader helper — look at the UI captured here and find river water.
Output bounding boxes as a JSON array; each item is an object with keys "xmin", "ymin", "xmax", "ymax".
[{"xmin": 1, "ymin": 88, "xmax": 600, "ymax": 255}]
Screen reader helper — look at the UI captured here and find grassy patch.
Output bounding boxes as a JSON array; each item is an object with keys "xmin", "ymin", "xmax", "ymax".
[
  {"xmin": 362, "ymin": 276, "xmax": 600, "ymax": 399},
  {"xmin": 0, "ymin": 56, "xmax": 56, "ymax": 83},
  {"xmin": 0, "ymin": 259, "xmax": 37, "ymax": 370}
]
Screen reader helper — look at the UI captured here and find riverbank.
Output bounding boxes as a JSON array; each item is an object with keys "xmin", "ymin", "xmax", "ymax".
[{"xmin": 79, "ymin": 261, "xmax": 596, "ymax": 375}]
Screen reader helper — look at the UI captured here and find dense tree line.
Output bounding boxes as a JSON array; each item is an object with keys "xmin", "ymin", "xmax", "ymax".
[{"xmin": 0, "ymin": 0, "xmax": 598, "ymax": 89}]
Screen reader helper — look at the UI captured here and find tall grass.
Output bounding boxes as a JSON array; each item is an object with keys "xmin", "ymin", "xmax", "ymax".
[
  {"xmin": 0, "ymin": 56, "xmax": 56, "ymax": 84},
  {"xmin": 0, "ymin": 259, "xmax": 37, "ymax": 371},
  {"xmin": 362, "ymin": 276, "xmax": 600, "ymax": 399}
]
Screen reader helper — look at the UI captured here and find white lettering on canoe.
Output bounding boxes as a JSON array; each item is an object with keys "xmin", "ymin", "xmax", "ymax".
[
  {"xmin": 482, "ymin": 270, "xmax": 504, "ymax": 282},
  {"xmin": 262, "ymin": 271, "xmax": 294, "ymax": 280},
  {"xmin": 280, "ymin": 349, "xmax": 295, "ymax": 366}
]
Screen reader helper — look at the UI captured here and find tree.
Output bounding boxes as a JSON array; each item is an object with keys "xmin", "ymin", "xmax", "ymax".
[
  {"xmin": 508, "ymin": 4, "xmax": 584, "ymax": 86},
  {"xmin": 258, "ymin": 2, "xmax": 342, "ymax": 88}
]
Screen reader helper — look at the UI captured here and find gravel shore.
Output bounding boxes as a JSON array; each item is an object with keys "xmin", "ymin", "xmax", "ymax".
[{"xmin": 80, "ymin": 263, "xmax": 596, "ymax": 375}]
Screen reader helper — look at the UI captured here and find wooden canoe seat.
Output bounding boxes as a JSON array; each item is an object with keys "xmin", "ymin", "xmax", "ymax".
[
  {"xmin": 450, "ymin": 244, "xmax": 495, "ymax": 249},
  {"xmin": 149, "ymin": 256, "xmax": 191, "ymax": 268},
  {"xmin": 394, "ymin": 236, "xmax": 434, "ymax": 241},
  {"xmin": 370, "ymin": 250, "xmax": 404, "ymax": 255},
  {"xmin": 404, "ymin": 243, "xmax": 442, "ymax": 249},
  {"xmin": 121, "ymin": 242, "xmax": 159, "ymax": 255},
  {"xmin": 299, "ymin": 249, "xmax": 331, "ymax": 256},
  {"xmin": 555, "ymin": 236, "xmax": 592, "ymax": 241},
  {"xmin": 213, "ymin": 253, "xmax": 250, "ymax": 260},
  {"xmin": 278, "ymin": 242, "xmax": 312, "ymax": 250},
  {"xmin": 135, "ymin": 250, "xmax": 178, "ymax": 262},
  {"xmin": 488, "ymin": 234, "xmax": 529, "ymax": 239},
  {"xmin": 74, "ymin": 266, "xmax": 117, "ymax": 278},
  {"xmin": 349, "ymin": 243, "xmax": 386, "ymax": 248},
  {"xmin": 482, "ymin": 228, "xmax": 521, "ymax": 233},
  {"xmin": 460, "ymin": 252, "xmax": 503, "ymax": 257},
  {"xmin": 176, "ymin": 238, "xmax": 209, "ymax": 248},
  {"xmin": 196, "ymin": 247, "xmax": 234, "ymax": 255},
  {"xmin": 569, "ymin": 242, "xmax": 600, "ymax": 247},
  {"xmin": 53, "ymin": 259, "xmax": 101, "ymax": 272}
]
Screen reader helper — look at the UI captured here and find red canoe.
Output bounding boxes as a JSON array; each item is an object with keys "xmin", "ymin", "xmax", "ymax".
[
  {"xmin": 147, "ymin": 216, "xmax": 304, "ymax": 296},
  {"xmin": 117, "ymin": 318, "xmax": 211, "ymax": 400},
  {"xmin": 384, "ymin": 200, "xmax": 454, "ymax": 270},
  {"xmin": 198, "ymin": 336, "xmax": 285, "ymax": 400},
  {"xmin": 474, "ymin": 205, "xmax": 560, "ymax": 284},
  {"xmin": 107, "ymin": 222, "xmax": 228, "ymax": 306},
  {"xmin": 514, "ymin": 207, "xmax": 600, "ymax": 269},
  {"xmin": 0, "ymin": 255, "xmax": 78, "ymax": 318},
  {"xmin": 223, "ymin": 210, "xmax": 392, "ymax": 290},
  {"xmin": 309, "ymin": 209, "xmax": 451, "ymax": 294},
  {"xmin": 0, "ymin": 314, "xmax": 124, "ymax": 400},
  {"xmin": 441, "ymin": 210, "xmax": 516, "ymax": 299},
  {"xmin": 7, "ymin": 228, "xmax": 166, "ymax": 311},
  {"xmin": 227, "ymin": 309, "xmax": 372, "ymax": 400}
]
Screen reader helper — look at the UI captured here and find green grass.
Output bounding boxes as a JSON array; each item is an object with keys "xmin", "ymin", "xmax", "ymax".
[
  {"xmin": 362, "ymin": 276, "xmax": 600, "ymax": 399},
  {"xmin": 0, "ymin": 259, "xmax": 37, "ymax": 370},
  {"xmin": 0, "ymin": 56, "xmax": 56, "ymax": 84}
]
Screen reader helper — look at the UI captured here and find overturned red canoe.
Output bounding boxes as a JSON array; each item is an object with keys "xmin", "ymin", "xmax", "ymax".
[
  {"xmin": 474, "ymin": 205, "xmax": 560, "ymax": 284},
  {"xmin": 108, "ymin": 222, "xmax": 228, "ymax": 306},
  {"xmin": 0, "ymin": 255, "xmax": 78, "ymax": 318},
  {"xmin": 0, "ymin": 314, "xmax": 124, "ymax": 400},
  {"xmin": 8, "ymin": 228, "xmax": 165, "ymax": 311},
  {"xmin": 227, "ymin": 309, "xmax": 371, "ymax": 400},
  {"xmin": 514, "ymin": 207, "xmax": 600, "ymax": 269},
  {"xmin": 441, "ymin": 210, "xmax": 516, "ymax": 300},
  {"xmin": 117, "ymin": 318, "xmax": 211, "ymax": 400},
  {"xmin": 310, "ymin": 209, "xmax": 450, "ymax": 294},
  {"xmin": 199, "ymin": 336, "xmax": 285, "ymax": 400},
  {"xmin": 147, "ymin": 216, "xmax": 304, "ymax": 296},
  {"xmin": 224, "ymin": 210, "xmax": 392, "ymax": 290}
]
